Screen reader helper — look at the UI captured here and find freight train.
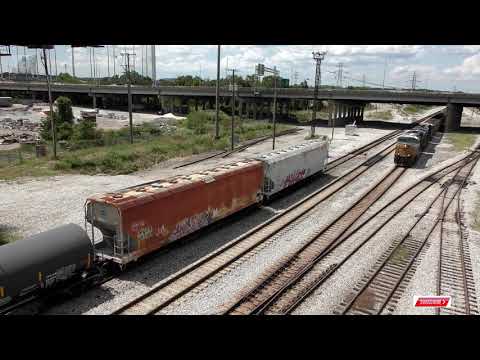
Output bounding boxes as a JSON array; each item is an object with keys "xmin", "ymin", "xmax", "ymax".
[
  {"xmin": 394, "ymin": 114, "xmax": 442, "ymax": 167},
  {"xmin": 0, "ymin": 137, "xmax": 329, "ymax": 310}
]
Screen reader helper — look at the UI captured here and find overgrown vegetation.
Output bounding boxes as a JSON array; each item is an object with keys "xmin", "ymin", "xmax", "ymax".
[
  {"xmin": 472, "ymin": 191, "xmax": 480, "ymax": 232},
  {"xmin": 367, "ymin": 110, "xmax": 393, "ymax": 120},
  {"xmin": 403, "ymin": 104, "xmax": 432, "ymax": 114},
  {"xmin": 445, "ymin": 132, "xmax": 477, "ymax": 152},
  {"xmin": 292, "ymin": 107, "xmax": 329, "ymax": 123},
  {"xmin": 0, "ymin": 109, "xmax": 293, "ymax": 180},
  {"xmin": 0, "ymin": 226, "xmax": 19, "ymax": 246}
]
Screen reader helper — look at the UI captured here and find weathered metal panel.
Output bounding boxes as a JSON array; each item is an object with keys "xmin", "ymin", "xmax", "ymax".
[
  {"xmin": 254, "ymin": 138, "xmax": 329, "ymax": 197},
  {"xmin": 0, "ymin": 224, "xmax": 92, "ymax": 304},
  {"xmin": 87, "ymin": 160, "xmax": 264, "ymax": 264}
]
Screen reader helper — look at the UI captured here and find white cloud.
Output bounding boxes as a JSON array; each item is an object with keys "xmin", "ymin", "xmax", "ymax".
[{"xmin": 444, "ymin": 53, "xmax": 480, "ymax": 79}]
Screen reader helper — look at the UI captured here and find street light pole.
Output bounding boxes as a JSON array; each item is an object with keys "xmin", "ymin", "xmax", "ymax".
[
  {"xmin": 256, "ymin": 63, "xmax": 279, "ymax": 149},
  {"xmin": 42, "ymin": 48, "xmax": 57, "ymax": 159},
  {"xmin": 231, "ymin": 69, "xmax": 236, "ymax": 150},
  {"xmin": 121, "ymin": 52, "xmax": 135, "ymax": 144},
  {"xmin": 215, "ymin": 45, "xmax": 221, "ymax": 139},
  {"xmin": 71, "ymin": 46, "xmax": 75, "ymax": 77},
  {"xmin": 272, "ymin": 66, "xmax": 278, "ymax": 150}
]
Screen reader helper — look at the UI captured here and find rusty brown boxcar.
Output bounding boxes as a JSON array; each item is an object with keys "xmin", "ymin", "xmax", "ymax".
[{"xmin": 86, "ymin": 160, "xmax": 264, "ymax": 265}]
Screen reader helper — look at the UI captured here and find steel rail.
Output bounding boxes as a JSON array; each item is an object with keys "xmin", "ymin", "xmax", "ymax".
[
  {"xmin": 222, "ymin": 166, "xmax": 406, "ymax": 315},
  {"xmin": 233, "ymin": 152, "xmax": 480, "ymax": 315},
  {"xmin": 340, "ymin": 157, "xmax": 478, "ymax": 315},
  {"xmin": 111, "ymin": 138, "xmax": 397, "ymax": 315}
]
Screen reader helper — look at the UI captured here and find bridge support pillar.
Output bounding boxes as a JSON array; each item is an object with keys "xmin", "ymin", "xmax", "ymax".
[
  {"xmin": 359, "ymin": 106, "xmax": 364, "ymax": 123},
  {"xmin": 445, "ymin": 103, "xmax": 463, "ymax": 131}
]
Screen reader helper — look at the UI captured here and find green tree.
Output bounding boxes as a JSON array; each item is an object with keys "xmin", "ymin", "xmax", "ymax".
[
  {"xmin": 72, "ymin": 120, "xmax": 97, "ymax": 140},
  {"xmin": 55, "ymin": 97, "xmax": 74, "ymax": 125},
  {"xmin": 40, "ymin": 96, "xmax": 75, "ymax": 141}
]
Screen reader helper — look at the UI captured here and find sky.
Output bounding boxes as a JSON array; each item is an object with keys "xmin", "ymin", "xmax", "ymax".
[{"xmin": 2, "ymin": 45, "xmax": 480, "ymax": 93}]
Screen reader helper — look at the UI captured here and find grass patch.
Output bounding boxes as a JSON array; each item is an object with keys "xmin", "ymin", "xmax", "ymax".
[
  {"xmin": 0, "ymin": 227, "xmax": 20, "ymax": 246},
  {"xmin": 391, "ymin": 245, "xmax": 410, "ymax": 265},
  {"xmin": 445, "ymin": 132, "xmax": 477, "ymax": 152},
  {"xmin": 0, "ymin": 111, "xmax": 294, "ymax": 180},
  {"xmin": 472, "ymin": 191, "xmax": 480, "ymax": 232},
  {"xmin": 403, "ymin": 104, "xmax": 432, "ymax": 114},
  {"xmin": 367, "ymin": 110, "xmax": 393, "ymax": 120},
  {"xmin": 292, "ymin": 110, "xmax": 329, "ymax": 123}
]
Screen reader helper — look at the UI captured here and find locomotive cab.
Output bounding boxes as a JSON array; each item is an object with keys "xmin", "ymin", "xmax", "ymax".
[{"xmin": 394, "ymin": 135, "xmax": 421, "ymax": 167}]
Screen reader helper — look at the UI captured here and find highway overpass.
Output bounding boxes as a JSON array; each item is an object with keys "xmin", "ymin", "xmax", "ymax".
[
  {"xmin": 1, "ymin": 81, "xmax": 480, "ymax": 105},
  {"xmin": 1, "ymin": 81, "xmax": 477, "ymax": 130}
]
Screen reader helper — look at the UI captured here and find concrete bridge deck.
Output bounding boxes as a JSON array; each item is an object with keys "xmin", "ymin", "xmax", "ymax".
[{"xmin": 1, "ymin": 81, "xmax": 480, "ymax": 106}]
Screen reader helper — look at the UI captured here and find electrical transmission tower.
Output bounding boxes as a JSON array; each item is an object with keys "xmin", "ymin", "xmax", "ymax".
[
  {"xmin": 311, "ymin": 50, "xmax": 327, "ymax": 138},
  {"xmin": 408, "ymin": 71, "xmax": 421, "ymax": 90},
  {"xmin": 294, "ymin": 71, "xmax": 299, "ymax": 86},
  {"xmin": 336, "ymin": 62, "xmax": 344, "ymax": 88}
]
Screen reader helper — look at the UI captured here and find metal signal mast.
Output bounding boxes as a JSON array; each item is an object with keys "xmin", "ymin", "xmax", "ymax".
[{"xmin": 311, "ymin": 51, "xmax": 327, "ymax": 138}]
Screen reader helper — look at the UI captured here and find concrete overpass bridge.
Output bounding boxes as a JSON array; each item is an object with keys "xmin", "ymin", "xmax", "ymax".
[{"xmin": 1, "ymin": 81, "xmax": 479, "ymax": 130}]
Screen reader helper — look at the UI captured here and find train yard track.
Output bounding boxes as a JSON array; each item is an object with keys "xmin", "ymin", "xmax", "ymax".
[
  {"xmin": 110, "ymin": 131, "xmax": 401, "ymax": 315},
  {"xmin": 221, "ymin": 152, "xmax": 480, "ymax": 315},
  {"xmin": 221, "ymin": 166, "xmax": 406, "ymax": 315},
  {"xmin": 2, "ymin": 111, "xmax": 448, "ymax": 316},
  {"xmin": 335, "ymin": 154, "xmax": 480, "ymax": 315},
  {"xmin": 437, "ymin": 173, "xmax": 478, "ymax": 315}
]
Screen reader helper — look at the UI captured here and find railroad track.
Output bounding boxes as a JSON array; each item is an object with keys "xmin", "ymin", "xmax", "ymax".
[
  {"xmin": 335, "ymin": 155, "xmax": 479, "ymax": 315},
  {"xmin": 110, "ymin": 133, "xmax": 399, "ymax": 315},
  {"xmin": 221, "ymin": 166, "xmax": 405, "ymax": 315},
  {"xmin": 217, "ymin": 151, "xmax": 480, "ymax": 315},
  {"xmin": 437, "ymin": 174, "xmax": 478, "ymax": 315}
]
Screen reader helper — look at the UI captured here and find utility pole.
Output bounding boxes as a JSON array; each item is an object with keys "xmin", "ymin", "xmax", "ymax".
[
  {"xmin": 215, "ymin": 45, "xmax": 221, "ymax": 139},
  {"xmin": 16, "ymin": 46, "xmax": 19, "ymax": 75},
  {"xmin": 226, "ymin": 67, "xmax": 239, "ymax": 150},
  {"xmin": 36, "ymin": 49, "xmax": 39, "ymax": 77},
  {"xmin": 141, "ymin": 46, "xmax": 144, "ymax": 76},
  {"xmin": 151, "ymin": 45, "xmax": 156, "ymax": 87},
  {"xmin": 311, "ymin": 51, "xmax": 327, "ymax": 138},
  {"xmin": 71, "ymin": 46, "xmax": 75, "ymax": 77},
  {"xmin": 107, "ymin": 45, "xmax": 110, "ymax": 78},
  {"xmin": 48, "ymin": 49, "xmax": 52, "ymax": 80},
  {"xmin": 256, "ymin": 63, "xmax": 279, "ymax": 149},
  {"xmin": 23, "ymin": 46, "xmax": 27, "ymax": 80},
  {"xmin": 382, "ymin": 58, "xmax": 388, "ymax": 89},
  {"xmin": 362, "ymin": 74, "xmax": 366, "ymax": 88},
  {"xmin": 272, "ymin": 66, "xmax": 278, "ymax": 149},
  {"xmin": 27, "ymin": 46, "xmax": 57, "ymax": 159},
  {"xmin": 145, "ymin": 46, "xmax": 149, "ymax": 79},
  {"xmin": 54, "ymin": 47, "xmax": 58, "ymax": 78},
  {"xmin": 113, "ymin": 45, "xmax": 116, "ymax": 77},
  {"xmin": 43, "ymin": 48, "xmax": 56, "ymax": 159},
  {"xmin": 121, "ymin": 51, "xmax": 135, "ymax": 144}
]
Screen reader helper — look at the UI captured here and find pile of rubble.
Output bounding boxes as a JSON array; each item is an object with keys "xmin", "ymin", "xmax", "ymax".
[
  {"xmin": 149, "ymin": 118, "xmax": 177, "ymax": 134},
  {"xmin": 0, "ymin": 132, "xmax": 40, "ymax": 145},
  {"xmin": 102, "ymin": 112, "xmax": 127, "ymax": 120},
  {"xmin": 0, "ymin": 118, "xmax": 41, "ymax": 132}
]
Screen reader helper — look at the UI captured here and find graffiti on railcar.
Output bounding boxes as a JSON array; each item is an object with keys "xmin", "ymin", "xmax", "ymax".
[
  {"xmin": 168, "ymin": 207, "xmax": 221, "ymax": 242},
  {"xmin": 131, "ymin": 220, "xmax": 154, "ymax": 241},
  {"xmin": 282, "ymin": 168, "xmax": 307, "ymax": 189}
]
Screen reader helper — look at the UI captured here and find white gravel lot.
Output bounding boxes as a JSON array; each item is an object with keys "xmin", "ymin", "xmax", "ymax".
[{"xmin": 6, "ymin": 103, "xmax": 480, "ymax": 315}]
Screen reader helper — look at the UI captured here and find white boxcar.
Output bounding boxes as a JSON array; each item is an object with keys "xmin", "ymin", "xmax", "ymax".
[{"xmin": 255, "ymin": 137, "xmax": 329, "ymax": 197}]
